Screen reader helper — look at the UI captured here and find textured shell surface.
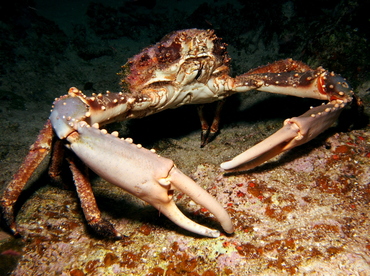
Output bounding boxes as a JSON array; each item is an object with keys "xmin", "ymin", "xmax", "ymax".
[{"xmin": 121, "ymin": 29, "xmax": 230, "ymax": 93}]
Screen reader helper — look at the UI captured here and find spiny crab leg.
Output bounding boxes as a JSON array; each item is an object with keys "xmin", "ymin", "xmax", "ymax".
[
  {"xmin": 65, "ymin": 120, "xmax": 233, "ymax": 237},
  {"xmin": 221, "ymin": 61, "xmax": 354, "ymax": 171}
]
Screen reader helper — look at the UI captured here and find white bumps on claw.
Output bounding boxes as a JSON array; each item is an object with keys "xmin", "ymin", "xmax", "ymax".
[
  {"xmin": 125, "ymin": 138, "xmax": 133, "ymax": 143},
  {"xmin": 87, "ymin": 122, "xmax": 157, "ymax": 156}
]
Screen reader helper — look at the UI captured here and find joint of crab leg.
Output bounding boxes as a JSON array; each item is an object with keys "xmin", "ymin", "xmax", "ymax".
[
  {"xmin": 317, "ymin": 71, "xmax": 353, "ymax": 101},
  {"xmin": 50, "ymin": 93, "xmax": 90, "ymax": 139}
]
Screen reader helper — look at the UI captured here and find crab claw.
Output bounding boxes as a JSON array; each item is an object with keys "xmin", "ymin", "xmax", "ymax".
[
  {"xmin": 160, "ymin": 166, "xmax": 234, "ymax": 236},
  {"xmin": 221, "ymin": 100, "xmax": 348, "ymax": 171},
  {"xmin": 222, "ymin": 66, "xmax": 354, "ymax": 171},
  {"xmin": 66, "ymin": 121, "xmax": 233, "ymax": 237}
]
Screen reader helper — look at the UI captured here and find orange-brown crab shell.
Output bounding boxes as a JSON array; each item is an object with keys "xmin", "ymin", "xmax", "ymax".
[{"xmin": 121, "ymin": 29, "xmax": 230, "ymax": 92}]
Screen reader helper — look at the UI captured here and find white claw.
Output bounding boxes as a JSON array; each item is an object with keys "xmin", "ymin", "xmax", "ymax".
[
  {"xmin": 220, "ymin": 122, "xmax": 299, "ymax": 170},
  {"xmin": 68, "ymin": 122, "xmax": 233, "ymax": 237},
  {"xmin": 221, "ymin": 101, "xmax": 346, "ymax": 171}
]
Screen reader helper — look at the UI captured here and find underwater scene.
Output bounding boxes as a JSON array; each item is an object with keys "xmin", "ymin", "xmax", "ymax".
[{"xmin": 0, "ymin": 0, "xmax": 369, "ymax": 275}]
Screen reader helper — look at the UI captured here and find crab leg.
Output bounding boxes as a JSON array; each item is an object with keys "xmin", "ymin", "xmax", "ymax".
[
  {"xmin": 1, "ymin": 120, "xmax": 53, "ymax": 233},
  {"xmin": 67, "ymin": 156, "xmax": 122, "ymax": 239},
  {"xmin": 65, "ymin": 121, "xmax": 233, "ymax": 237},
  {"xmin": 231, "ymin": 60, "xmax": 329, "ymax": 101},
  {"xmin": 198, "ymin": 99, "xmax": 226, "ymax": 147}
]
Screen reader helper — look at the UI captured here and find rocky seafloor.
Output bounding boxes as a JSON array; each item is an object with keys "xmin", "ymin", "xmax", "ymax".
[
  {"xmin": 3, "ymin": 127, "xmax": 370, "ymax": 275},
  {"xmin": 0, "ymin": 0, "xmax": 369, "ymax": 275}
]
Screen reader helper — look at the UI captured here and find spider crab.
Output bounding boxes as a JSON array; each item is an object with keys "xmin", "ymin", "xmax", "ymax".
[{"xmin": 1, "ymin": 29, "xmax": 354, "ymax": 238}]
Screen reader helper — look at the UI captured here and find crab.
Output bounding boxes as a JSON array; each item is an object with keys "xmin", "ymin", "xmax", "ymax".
[{"xmin": 1, "ymin": 29, "xmax": 355, "ymax": 239}]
